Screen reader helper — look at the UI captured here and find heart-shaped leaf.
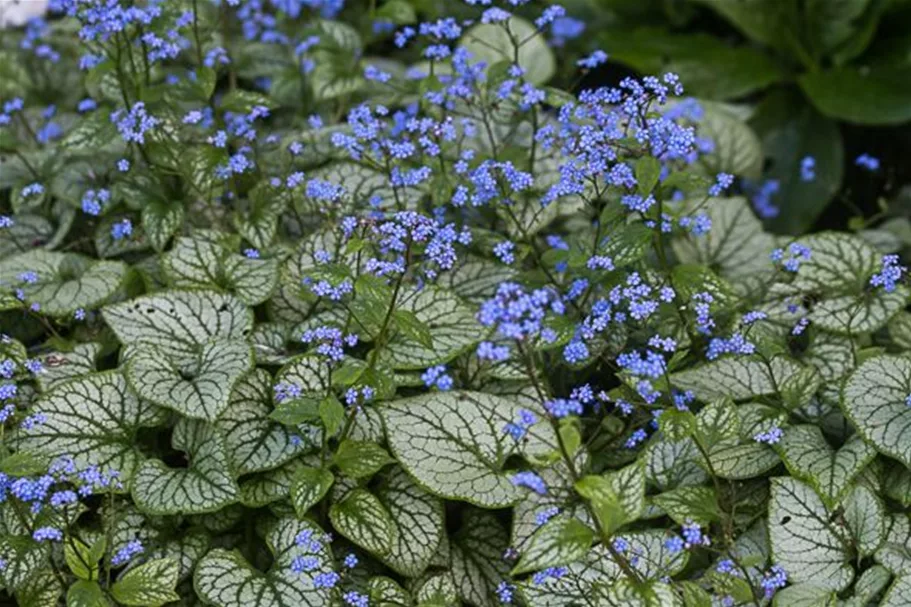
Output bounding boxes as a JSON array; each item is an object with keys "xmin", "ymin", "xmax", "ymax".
[
  {"xmin": 0, "ymin": 250, "xmax": 126, "ymax": 316},
  {"xmin": 104, "ymin": 290, "xmax": 253, "ymax": 365},
  {"xmin": 19, "ymin": 372, "xmax": 166, "ymax": 485},
  {"xmin": 126, "ymin": 340, "xmax": 253, "ymax": 422},
  {"xmin": 381, "ymin": 391, "xmax": 555, "ymax": 508},
  {"xmin": 132, "ymin": 419, "xmax": 239, "ymax": 515},
  {"xmin": 842, "ymin": 355, "xmax": 911, "ymax": 467},
  {"xmin": 193, "ymin": 518, "xmax": 333, "ymax": 607}
]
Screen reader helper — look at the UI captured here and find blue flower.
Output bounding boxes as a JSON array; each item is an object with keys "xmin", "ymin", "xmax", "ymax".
[
  {"xmin": 855, "ymin": 153, "xmax": 879, "ymax": 171},
  {"xmin": 511, "ymin": 471, "xmax": 547, "ymax": 495}
]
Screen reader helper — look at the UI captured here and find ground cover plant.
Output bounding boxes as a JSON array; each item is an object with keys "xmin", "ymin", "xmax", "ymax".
[{"xmin": 0, "ymin": 1, "xmax": 910, "ymax": 606}]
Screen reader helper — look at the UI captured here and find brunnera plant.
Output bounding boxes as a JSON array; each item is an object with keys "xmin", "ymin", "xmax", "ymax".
[{"xmin": 0, "ymin": 1, "xmax": 909, "ymax": 606}]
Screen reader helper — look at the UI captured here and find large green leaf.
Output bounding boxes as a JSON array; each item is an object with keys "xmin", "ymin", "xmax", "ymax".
[
  {"xmin": 0, "ymin": 250, "xmax": 126, "ymax": 316},
  {"xmin": 217, "ymin": 369, "xmax": 312, "ymax": 475},
  {"xmin": 381, "ymin": 391, "xmax": 555, "ymax": 508},
  {"xmin": 104, "ymin": 290, "xmax": 253, "ymax": 364},
  {"xmin": 768, "ymin": 477, "xmax": 853, "ymax": 591},
  {"xmin": 126, "ymin": 341, "xmax": 253, "ymax": 422},
  {"xmin": 776, "ymin": 424, "xmax": 876, "ymax": 508},
  {"xmin": 604, "ymin": 28, "xmax": 785, "ymax": 100},
  {"xmin": 329, "ymin": 488, "xmax": 396, "ymax": 556},
  {"xmin": 375, "ymin": 467, "xmax": 444, "ymax": 576},
  {"xmin": 841, "ymin": 355, "xmax": 911, "ymax": 467},
  {"xmin": 34, "ymin": 343, "xmax": 101, "ymax": 392},
  {"xmin": 750, "ymin": 91, "xmax": 844, "ymax": 234},
  {"xmin": 132, "ymin": 419, "xmax": 239, "ymax": 515},
  {"xmin": 193, "ymin": 518, "xmax": 332, "ymax": 607},
  {"xmin": 459, "ymin": 16, "xmax": 555, "ymax": 85},
  {"xmin": 111, "ymin": 558, "xmax": 180, "ymax": 607},
  {"xmin": 19, "ymin": 372, "xmax": 165, "ymax": 485},
  {"xmin": 141, "ymin": 199, "xmax": 184, "ymax": 252},
  {"xmin": 381, "ymin": 286, "xmax": 480, "ymax": 370},
  {"xmin": 799, "ymin": 66, "xmax": 911, "ymax": 125},
  {"xmin": 691, "ymin": 0, "xmax": 803, "ymax": 54}
]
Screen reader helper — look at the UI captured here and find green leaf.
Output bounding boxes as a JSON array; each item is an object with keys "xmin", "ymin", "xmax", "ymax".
[
  {"xmin": 459, "ymin": 16, "xmax": 555, "ymax": 85},
  {"xmin": 635, "ymin": 156, "xmax": 661, "ymax": 195},
  {"xmin": 0, "ymin": 251, "xmax": 126, "ymax": 316},
  {"xmin": 333, "ymin": 440, "xmax": 394, "ymax": 479},
  {"xmin": 513, "ymin": 516, "xmax": 593, "ymax": 575},
  {"xmin": 652, "ymin": 486, "xmax": 720, "ymax": 526},
  {"xmin": 111, "ymin": 558, "xmax": 180, "ymax": 607},
  {"xmin": 375, "ymin": 466, "xmax": 445, "ymax": 577},
  {"xmin": 132, "ymin": 419, "xmax": 239, "ymax": 515},
  {"xmin": 269, "ymin": 397, "xmax": 322, "ymax": 426},
  {"xmin": 603, "ymin": 27, "xmax": 785, "ymax": 100},
  {"xmin": 66, "ymin": 580, "xmax": 107, "ymax": 607},
  {"xmin": 768, "ymin": 477, "xmax": 853, "ymax": 591},
  {"xmin": 194, "ymin": 518, "xmax": 332, "ymax": 607},
  {"xmin": 799, "ymin": 66, "xmax": 911, "ymax": 125},
  {"xmin": 126, "ymin": 340, "xmax": 252, "ymax": 422},
  {"xmin": 381, "ymin": 287, "xmax": 479, "ymax": 370},
  {"xmin": 750, "ymin": 90, "xmax": 844, "ymax": 234},
  {"xmin": 394, "ymin": 309, "xmax": 434, "ymax": 350},
  {"xmin": 217, "ymin": 369, "xmax": 312, "ymax": 476},
  {"xmin": 329, "ymin": 488, "xmax": 396, "ymax": 556},
  {"xmin": 20, "ymin": 372, "xmax": 165, "ymax": 485},
  {"xmin": 842, "ymin": 355, "xmax": 911, "ymax": 467},
  {"xmin": 690, "ymin": 0, "xmax": 802, "ymax": 54},
  {"xmin": 65, "ymin": 536, "xmax": 105, "ymax": 581},
  {"xmin": 0, "ymin": 452, "xmax": 49, "ymax": 477},
  {"xmin": 381, "ymin": 391, "xmax": 554, "ymax": 508},
  {"xmin": 319, "ymin": 395, "xmax": 345, "ymax": 436},
  {"xmin": 290, "ymin": 467, "xmax": 335, "ymax": 517},
  {"xmin": 376, "ymin": 0, "xmax": 416, "ymax": 24},
  {"xmin": 104, "ymin": 290, "xmax": 253, "ymax": 365},
  {"xmin": 776, "ymin": 424, "xmax": 876, "ymax": 508}
]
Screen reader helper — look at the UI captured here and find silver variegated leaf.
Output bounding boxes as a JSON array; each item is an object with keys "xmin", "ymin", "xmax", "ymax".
[
  {"xmin": 329, "ymin": 488, "xmax": 396, "ymax": 557},
  {"xmin": 768, "ymin": 477, "xmax": 853, "ymax": 591},
  {"xmin": 19, "ymin": 372, "xmax": 165, "ymax": 485},
  {"xmin": 194, "ymin": 518, "xmax": 332, "ymax": 607},
  {"xmin": 104, "ymin": 290, "xmax": 252, "ymax": 364},
  {"xmin": 381, "ymin": 391, "xmax": 555, "ymax": 508},
  {"xmin": 217, "ymin": 369, "xmax": 312, "ymax": 475},
  {"xmin": 34, "ymin": 342, "xmax": 101, "ymax": 392},
  {"xmin": 451, "ymin": 510, "xmax": 510, "ymax": 607},
  {"xmin": 842, "ymin": 355, "xmax": 911, "ymax": 467},
  {"xmin": 672, "ymin": 355, "xmax": 805, "ymax": 400},
  {"xmin": 126, "ymin": 340, "xmax": 253, "ymax": 422},
  {"xmin": 843, "ymin": 485, "xmax": 886, "ymax": 557},
  {"xmin": 375, "ymin": 466, "xmax": 444, "ymax": 577},
  {"xmin": 381, "ymin": 286, "xmax": 480, "ymax": 370},
  {"xmin": 0, "ymin": 250, "xmax": 126, "ymax": 316},
  {"xmin": 776, "ymin": 424, "xmax": 876, "ymax": 508},
  {"xmin": 132, "ymin": 419, "xmax": 239, "ymax": 515}
]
